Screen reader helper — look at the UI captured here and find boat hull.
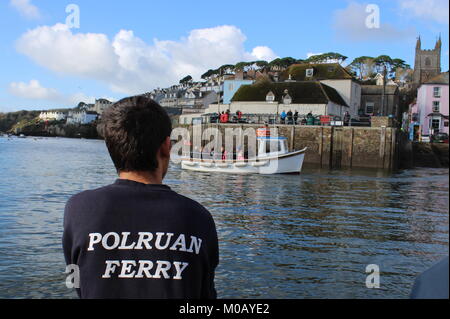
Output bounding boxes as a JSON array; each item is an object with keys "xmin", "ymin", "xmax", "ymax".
[{"xmin": 181, "ymin": 148, "xmax": 306, "ymax": 175}]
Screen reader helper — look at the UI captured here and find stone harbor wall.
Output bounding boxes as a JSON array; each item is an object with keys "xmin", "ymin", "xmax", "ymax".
[{"xmin": 176, "ymin": 123, "xmax": 400, "ymax": 170}]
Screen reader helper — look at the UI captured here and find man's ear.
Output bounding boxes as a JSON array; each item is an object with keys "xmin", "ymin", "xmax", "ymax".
[{"xmin": 160, "ymin": 136, "xmax": 171, "ymax": 158}]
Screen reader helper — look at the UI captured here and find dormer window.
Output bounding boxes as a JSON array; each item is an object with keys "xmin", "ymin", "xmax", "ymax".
[
  {"xmin": 266, "ymin": 91, "xmax": 275, "ymax": 103},
  {"xmin": 283, "ymin": 89, "xmax": 292, "ymax": 105},
  {"xmin": 283, "ymin": 94, "xmax": 292, "ymax": 105}
]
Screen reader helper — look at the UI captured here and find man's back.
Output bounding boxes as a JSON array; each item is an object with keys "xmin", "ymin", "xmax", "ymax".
[{"xmin": 63, "ymin": 179, "xmax": 219, "ymax": 299}]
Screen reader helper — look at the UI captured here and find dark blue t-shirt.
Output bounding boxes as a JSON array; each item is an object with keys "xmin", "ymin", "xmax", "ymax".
[{"xmin": 62, "ymin": 179, "xmax": 219, "ymax": 299}]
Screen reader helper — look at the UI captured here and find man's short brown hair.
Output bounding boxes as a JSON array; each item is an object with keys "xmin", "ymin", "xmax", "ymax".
[{"xmin": 100, "ymin": 96, "xmax": 172, "ymax": 172}]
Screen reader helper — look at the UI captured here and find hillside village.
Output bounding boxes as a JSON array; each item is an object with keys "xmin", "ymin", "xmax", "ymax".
[{"xmin": 2, "ymin": 36, "xmax": 448, "ymax": 142}]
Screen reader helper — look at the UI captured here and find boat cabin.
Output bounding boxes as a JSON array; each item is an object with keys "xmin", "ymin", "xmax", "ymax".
[{"xmin": 257, "ymin": 137, "xmax": 288, "ymax": 157}]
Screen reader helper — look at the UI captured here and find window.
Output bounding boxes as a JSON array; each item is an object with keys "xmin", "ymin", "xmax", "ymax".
[
  {"xmin": 266, "ymin": 91, "xmax": 275, "ymax": 103},
  {"xmin": 425, "ymin": 57, "xmax": 431, "ymax": 66},
  {"xmin": 365, "ymin": 102, "xmax": 375, "ymax": 114},
  {"xmin": 431, "ymin": 119, "xmax": 440, "ymax": 130},
  {"xmin": 444, "ymin": 121, "xmax": 449, "ymax": 127},
  {"xmin": 433, "ymin": 87, "xmax": 441, "ymax": 98},
  {"xmin": 432, "ymin": 101, "xmax": 440, "ymax": 112},
  {"xmin": 264, "ymin": 140, "xmax": 282, "ymax": 153}
]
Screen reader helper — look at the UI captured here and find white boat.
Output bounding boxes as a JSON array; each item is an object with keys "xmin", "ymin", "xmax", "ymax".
[{"xmin": 181, "ymin": 136, "xmax": 307, "ymax": 175}]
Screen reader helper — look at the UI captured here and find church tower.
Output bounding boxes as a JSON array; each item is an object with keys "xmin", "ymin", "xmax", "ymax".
[{"xmin": 413, "ymin": 35, "xmax": 442, "ymax": 84}]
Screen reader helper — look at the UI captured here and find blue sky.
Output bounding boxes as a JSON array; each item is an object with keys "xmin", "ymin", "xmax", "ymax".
[{"xmin": 0, "ymin": 0, "xmax": 448, "ymax": 112}]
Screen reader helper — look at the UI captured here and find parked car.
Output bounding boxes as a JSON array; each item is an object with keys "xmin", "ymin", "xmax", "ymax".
[
  {"xmin": 421, "ymin": 135, "xmax": 431, "ymax": 142},
  {"xmin": 432, "ymin": 132, "xmax": 449, "ymax": 144}
]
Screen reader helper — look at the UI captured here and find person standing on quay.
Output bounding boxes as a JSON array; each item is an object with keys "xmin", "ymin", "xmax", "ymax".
[
  {"xmin": 62, "ymin": 96, "xmax": 219, "ymax": 299},
  {"xmin": 287, "ymin": 110, "xmax": 293, "ymax": 125},
  {"xmin": 224, "ymin": 110, "xmax": 229, "ymax": 123},
  {"xmin": 280, "ymin": 110, "xmax": 287, "ymax": 124},
  {"xmin": 294, "ymin": 111, "xmax": 299, "ymax": 125}
]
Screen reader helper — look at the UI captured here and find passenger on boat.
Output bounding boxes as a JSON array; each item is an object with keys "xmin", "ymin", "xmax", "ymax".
[
  {"xmin": 236, "ymin": 146, "xmax": 245, "ymax": 161},
  {"xmin": 221, "ymin": 146, "xmax": 227, "ymax": 161}
]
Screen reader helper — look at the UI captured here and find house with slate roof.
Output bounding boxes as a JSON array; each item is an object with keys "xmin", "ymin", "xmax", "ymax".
[
  {"xmin": 227, "ymin": 80, "xmax": 349, "ymax": 117},
  {"xmin": 285, "ymin": 63, "xmax": 361, "ymax": 117}
]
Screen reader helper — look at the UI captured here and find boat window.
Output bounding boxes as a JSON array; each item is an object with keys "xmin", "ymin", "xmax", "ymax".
[{"xmin": 263, "ymin": 140, "xmax": 282, "ymax": 153}]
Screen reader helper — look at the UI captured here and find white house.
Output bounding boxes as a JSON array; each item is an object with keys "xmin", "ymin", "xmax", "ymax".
[
  {"xmin": 287, "ymin": 63, "xmax": 361, "ymax": 117},
  {"xmin": 39, "ymin": 111, "xmax": 67, "ymax": 121},
  {"xmin": 66, "ymin": 111, "xmax": 99, "ymax": 125},
  {"xmin": 179, "ymin": 81, "xmax": 349, "ymax": 124}
]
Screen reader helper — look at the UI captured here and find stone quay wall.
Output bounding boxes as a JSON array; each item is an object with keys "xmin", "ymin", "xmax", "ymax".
[{"xmin": 175, "ymin": 123, "xmax": 399, "ymax": 170}]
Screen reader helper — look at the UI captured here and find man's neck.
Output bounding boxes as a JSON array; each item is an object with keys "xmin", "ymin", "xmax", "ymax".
[{"xmin": 119, "ymin": 170, "xmax": 162, "ymax": 185}]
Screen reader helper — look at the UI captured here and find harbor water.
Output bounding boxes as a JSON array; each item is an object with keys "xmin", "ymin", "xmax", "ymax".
[{"xmin": 0, "ymin": 137, "xmax": 448, "ymax": 298}]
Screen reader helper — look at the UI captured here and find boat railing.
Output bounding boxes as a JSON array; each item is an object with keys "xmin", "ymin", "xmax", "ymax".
[{"xmin": 180, "ymin": 148, "xmax": 306, "ymax": 163}]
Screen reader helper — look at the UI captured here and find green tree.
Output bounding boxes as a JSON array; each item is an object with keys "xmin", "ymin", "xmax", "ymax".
[
  {"xmin": 306, "ymin": 52, "xmax": 347, "ymax": 64},
  {"xmin": 201, "ymin": 69, "xmax": 215, "ymax": 80},
  {"xmin": 348, "ymin": 56, "xmax": 375, "ymax": 80},
  {"xmin": 268, "ymin": 57, "xmax": 299, "ymax": 70},
  {"xmin": 179, "ymin": 75, "xmax": 193, "ymax": 84},
  {"xmin": 234, "ymin": 61, "xmax": 252, "ymax": 71},
  {"xmin": 218, "ymin": 64, "xmax": 235, "ymax": 74}
]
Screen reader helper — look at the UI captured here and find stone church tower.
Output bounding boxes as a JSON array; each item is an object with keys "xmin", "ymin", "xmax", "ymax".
[{"xmin": 413, "ymin": 36, "xmax": 442, "ymax": 84}]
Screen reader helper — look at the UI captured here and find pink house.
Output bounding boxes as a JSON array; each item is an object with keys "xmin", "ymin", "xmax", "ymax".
[{"xmin": 415, "ymin": 72, "xmax": 449, "ymax": 137}]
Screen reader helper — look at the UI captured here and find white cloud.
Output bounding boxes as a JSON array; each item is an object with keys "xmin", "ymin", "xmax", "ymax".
[
  {"xmin": 248, "ymin": 46, "xmax": 278, "ymax": 61},
  {"xmin": 9, "ymin": 80, "xmax": 60, "ymax": 100},
  {"xmin": 7, "ymin": 80, "xmax": 111, "ymax": 106},
  {"xmin": 333, "ymin": 2, "xmax": 415, "ymax": 42},
  {"xmin": 16, "ymin": 24, "xmax": 278, "ymax": 95},
  {"xmin": 399, "ymin": 0, "xmax": 449, "ymax": 25},
  {"xmin": 10, "ymin": 0, "xmax": 41, "ymax": 19}
]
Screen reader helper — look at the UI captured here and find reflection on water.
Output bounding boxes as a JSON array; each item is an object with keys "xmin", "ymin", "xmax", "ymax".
[{"xmin": 0, "ymin": 137, "xmax": 448, "ymax": 298}]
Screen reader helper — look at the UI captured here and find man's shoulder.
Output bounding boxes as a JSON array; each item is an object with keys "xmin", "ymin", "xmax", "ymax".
[
  {"xmin": 65, "ymin": 184, "xmax": 115, "ymax": 210},
  {"xmin": 65, "ymin": 183, "xmax": 212, "ymax": 219},
  {"xmin": 170, "ymin": 192, "xmax": 214, "ymax": 220}
]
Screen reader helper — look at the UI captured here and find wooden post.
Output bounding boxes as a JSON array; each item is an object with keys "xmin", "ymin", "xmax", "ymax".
[
  {"xmin": 349, "ymin": 128, "xmax": 354, "ymax": 168},
  {"xmin": 319, "ymin": 127, "xmax": 324, "ymax": 168},
  {"xmin": 380, "ymin": 127, "xmax": 386, "ymax": 169},
  {"xmin": 290, "ymin": 126, "xmax": 295, "ymax": 151},
  {"xmin": 329, "ymin": 126, "xmax": 334, "ymax": 168},
  {"xmin": 390, "ymin": 128, "xmax": 397, "ymax": 170}
]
